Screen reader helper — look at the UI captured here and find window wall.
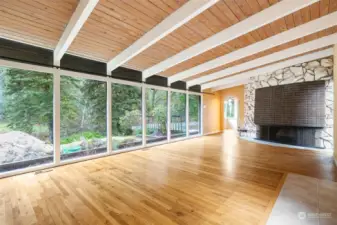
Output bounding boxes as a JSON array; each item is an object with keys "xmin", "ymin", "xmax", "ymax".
[
  {"xmin": 60, "ymin": 76, "xmax": 107, "ymax": 161},
  {"xmin": 111, "ymin": 83, "xmax": 142, "ymax": 150},
  {"xmin": 0, "ymin": 67, "xmax": 54, "ymax": 173},
  {"xmin": 146, "ymin": 88, "xmax": 168, "ymax": 144},
  {"xmin": 170, "ymin": 92, "xmax": 186, "ymax": 139},
  {"xmin": 189, "ymin": 94, "xmax": 201, "ymax": 136},
  {"xmin": 0, "ymin": 60, "xmax": 202, "ymax": 175}
]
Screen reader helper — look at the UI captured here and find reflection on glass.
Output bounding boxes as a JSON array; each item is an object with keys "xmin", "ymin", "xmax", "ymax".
[
  {"xmin": 60, "ymin": 76, "xmax": 107, "ymax": 161},
  {"xmin": 112, "ymin": 83, "xmax": 142, "ymax": 150},
  {"xmin": 189, "ymin": 95, "xmax": 201, "ymax": 136},
  {"xmin": 170, "ymin": 92, "xmax": 186, "ymax": 139},
  {"xmin": 146, "ymin": 88, "xmax": 167, "ymax": 144},
  {"xmin": 0, "ymin": 67, "xmax": 54, "ymax": 172}
]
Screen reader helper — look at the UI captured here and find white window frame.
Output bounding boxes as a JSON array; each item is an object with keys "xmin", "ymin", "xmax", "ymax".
[
  {"xmin": 110, "ymin": 81, "xmax": 143, "ymax": 151},
  {"xmin": 188, "ymin": 93, "xmax": 203, "ymax": 137},
  {"xmin": 144, "ymin": 85, "xmax": 169, "ymax": 146},
  {"xmin": 169, "ymin": 90, "xmax": 188, "ymax": 141},
  {"xmin": 0, "ymin": 59, "xmax": 203, "ymax": 178}
]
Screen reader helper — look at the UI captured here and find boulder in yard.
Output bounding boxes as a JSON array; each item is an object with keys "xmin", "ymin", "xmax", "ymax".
[{"xmin": 0, "ymin": 131, "xmax": 53, "ymax": 164}]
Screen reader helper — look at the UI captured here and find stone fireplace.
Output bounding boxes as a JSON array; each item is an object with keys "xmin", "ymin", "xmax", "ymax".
[{"xmin": 243, "ymin": 57, "xmax": 334, "ymax": 149}]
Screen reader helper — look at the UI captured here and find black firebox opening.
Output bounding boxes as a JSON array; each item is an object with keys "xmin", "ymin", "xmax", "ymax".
[{"xmin": 257, "ymin": 125, "xmax": 322, "ymax": 148}]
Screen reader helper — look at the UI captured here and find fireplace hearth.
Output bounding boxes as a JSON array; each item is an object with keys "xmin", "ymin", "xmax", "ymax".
[
  {"xmin": 253, "ymin": 80, "xmax": 326, "ymax": 148},
  {"xmin": 257, "ymin": 125, "xmax": 322, "ymax": 148}
]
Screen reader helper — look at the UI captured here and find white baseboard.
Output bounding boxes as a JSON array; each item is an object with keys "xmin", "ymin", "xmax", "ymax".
[{"xmin": 204, "ymin": 130, "xmax": 222, "ymax": 136}]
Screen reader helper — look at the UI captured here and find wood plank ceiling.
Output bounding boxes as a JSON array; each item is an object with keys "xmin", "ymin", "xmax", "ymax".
[
  {"xmin": 0, "ymin": 0, "xmax": 336, "ymax": 85},
  {"xmin": 0, "ymin": 0, "xmax": 78, "ymax": 49},
  {"xmin": 174, "ymin": 0, "xmax": 337, "ymax": 82},
  {"xmin": 129, "ymin": 0, "xmax": 279, "ymax": 72},
  {"xmin": 68, "ymin": 0, "xmax": 189, "ymax": 66},
  {"xmin": 185, "ymin": 25, "xmax": 337, "ymax": 82},
  {"xmin": 152, "ymin": 0, "xmax": 337, "ymax": 79}
]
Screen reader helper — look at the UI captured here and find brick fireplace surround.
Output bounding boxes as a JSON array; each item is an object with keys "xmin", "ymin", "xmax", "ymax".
[{"xmin": 243, "ymin": 57, "xmax": 334, "ymax": 149}]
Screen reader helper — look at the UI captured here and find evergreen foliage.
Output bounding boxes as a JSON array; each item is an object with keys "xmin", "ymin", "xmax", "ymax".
[{"xmin": 0, "ymin": 68, "xmax": 200, "ymax": 144}]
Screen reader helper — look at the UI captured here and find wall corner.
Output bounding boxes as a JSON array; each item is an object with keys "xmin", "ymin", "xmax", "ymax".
[{"xmin": 333, "ymin": 45, "xmax": 337, "ymax": 163}]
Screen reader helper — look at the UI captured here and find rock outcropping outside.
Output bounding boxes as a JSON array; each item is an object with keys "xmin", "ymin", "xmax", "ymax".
[{"xmin": 0, "ymin": 131, "xmax": 53, "ymax": 164}]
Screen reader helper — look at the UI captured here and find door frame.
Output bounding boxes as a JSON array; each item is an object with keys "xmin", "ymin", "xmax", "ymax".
[{"xmin": 224, "ymin": 97, "xmax": 239, "ymax": 130}]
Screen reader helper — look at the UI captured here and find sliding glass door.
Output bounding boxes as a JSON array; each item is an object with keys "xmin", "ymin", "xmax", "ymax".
[{"xmin": 146, "ymin": 88, "xmax": 168, "ymax": 144}]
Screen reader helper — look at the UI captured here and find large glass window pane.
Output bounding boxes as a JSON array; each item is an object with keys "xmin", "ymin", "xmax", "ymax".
[
  {"xmin": 111, "ymin": 83, "xmax": 142, "ymax": 150},
  {"xmin": 60, "ymin": 76, "xmax": 107, "ymax": 161},
  {"xmin": 189, "ymin": 94, "xmax": 201, "ymax": 136},
  {"xmin": 146, "ymin": 88, "xmax": 167, "ymax": 144},
  {"xmin": 170, "ymin": 92, "xmax": 186, "ymax": 139},
  {"xmin": 0, "ymin": 67, "xmax": 54, "ymax": 172}
]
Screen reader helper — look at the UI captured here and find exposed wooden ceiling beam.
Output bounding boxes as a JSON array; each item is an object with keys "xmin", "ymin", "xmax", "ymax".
[
  {"xmin": 142, "ymin": 0, "xmax": 319, "ymax": 80},
  {"xmin": 201, "ymin": 48, "xmax": 333, "ymax": 90},
  {"xmin": 182, "ymin": 12, "xmax": 337, "ymax": 86},
  {"xmin": 188, "ymin": 32, "xmax": 337, "ymax": 87},
  {"xmin": 106, "ymin": 0, "xmax": 219, "ymax": 75},
  {"xmin": 54, "ymin": 0, "xmax": 99, "ymax": 66}
]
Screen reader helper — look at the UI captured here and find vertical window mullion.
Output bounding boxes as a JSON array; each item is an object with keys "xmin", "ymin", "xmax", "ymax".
[
  {"xmin": 167, "ymin": 90, "xmax": 171, "ymax": 142},
  {"xmin": 200, "ymin": 94, "xmax": 204, "ymax": 135},
  {"xmin": 186, "ymin": 91, "xmax": 189, "ymax": 138},
  {"xmin": 53, "ymin": 69, "xmax": 61, "ymax": 164},
  {"xmin": 142, "ymin": 85, "xmax": 146, "ymax": 146},
  {"xmin": 107, "ymin": 81, "xmax": 112, "ymax": 153}
]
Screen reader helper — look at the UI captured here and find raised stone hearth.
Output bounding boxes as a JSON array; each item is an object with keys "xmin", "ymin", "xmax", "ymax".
[{"xmin": 243, "ymin": 57, "xmax": 334, "ymax": 149}]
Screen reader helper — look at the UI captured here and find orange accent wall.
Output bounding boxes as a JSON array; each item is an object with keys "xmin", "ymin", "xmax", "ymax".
[
  {"xmin": 202, "ymin": 92, "xmax": 221, "ymax": 134},
  {"xmin": 217, "ymin": 85, "xmax": 245, "ymax": 130},
  {"xmin": 202, "ymin": 85, "xmax": 245, "ymax": 134}
]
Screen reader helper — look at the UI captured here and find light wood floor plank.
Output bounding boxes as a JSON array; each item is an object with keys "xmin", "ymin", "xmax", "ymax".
[{"xmin": 0, "ymin": 131, "xmax": 336, "ymax": 225}]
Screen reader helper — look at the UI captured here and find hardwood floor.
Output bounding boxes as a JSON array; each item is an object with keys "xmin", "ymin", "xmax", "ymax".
[{"xmin": 0, "ymin": 131, "xmax": 336, "ymax": 225}]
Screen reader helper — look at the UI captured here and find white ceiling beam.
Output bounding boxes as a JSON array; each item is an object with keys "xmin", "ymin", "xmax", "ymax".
[
  {"xmin": 143, "ymin": 0, "xmax": 318, "ymax": 80},
  {"xmin": 201, "ymin": 48, "xmax": 333, "ymax": 90},
  {"xmin": 182, "ymin": 12, "xmax": 337, "ymax": 86},
  {"xmin": 54, "ymin": 0, "xmax": 99, "ymax": 66},
  {"xmin": 188, "ymin": 32, "xmax": 337, "ymax": 87},
  {"xmin": 107, "ymin": 0, "xmax": 219, "ymax": 75},
  {"xmin": 210, "ymin": 78, "xmax": 250, "ymax": 92}
]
